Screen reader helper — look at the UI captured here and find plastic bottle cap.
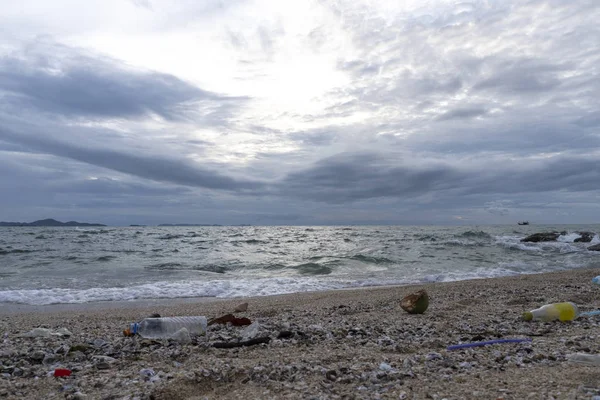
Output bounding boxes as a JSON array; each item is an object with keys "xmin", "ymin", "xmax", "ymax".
[{"xmin": 522, "ymin": 311, "xmax": 533, "ymax": 321}]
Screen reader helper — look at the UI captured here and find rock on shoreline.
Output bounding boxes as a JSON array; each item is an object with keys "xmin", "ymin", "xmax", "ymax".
[{"xmin": 521, "ymin": 231, "xmax": 599, "ymax": 250}]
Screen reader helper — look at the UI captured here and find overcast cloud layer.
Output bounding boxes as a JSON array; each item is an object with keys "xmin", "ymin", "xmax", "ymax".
[{"xmin": 0, "ymin": 0, "xmax": 598, "ymax": 225}]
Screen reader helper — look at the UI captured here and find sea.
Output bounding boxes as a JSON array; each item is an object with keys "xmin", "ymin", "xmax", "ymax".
[{"xmin": 1, "ymin": 225, "xmax": 599, "ymax": 306}]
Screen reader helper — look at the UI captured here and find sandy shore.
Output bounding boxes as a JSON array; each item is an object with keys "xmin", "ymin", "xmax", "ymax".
[{"xmin": 2, "ymin": 268, "xmax": 600, "ymax": 399}]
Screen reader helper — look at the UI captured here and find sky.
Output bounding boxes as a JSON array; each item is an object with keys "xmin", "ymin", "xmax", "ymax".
[{"xmin": 0, "ymin": 0, "xmax": 599, "ymax": 226}]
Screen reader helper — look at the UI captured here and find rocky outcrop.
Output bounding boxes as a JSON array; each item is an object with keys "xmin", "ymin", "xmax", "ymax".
[
  {"xmin": 521, "ymin": 232, "xmax": 561, "ymax": 243},
  {"xmin": 574, "ymin": 232, "xmax": 595, "ymax": 243},
  {"xmin": 588, "ymin": 244, "xmax": 600, "ymax": 251}
]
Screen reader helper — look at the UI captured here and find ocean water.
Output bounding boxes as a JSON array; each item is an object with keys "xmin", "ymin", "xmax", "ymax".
[{"xmin": 0, "ymin": 225, "xmax": 599, "ymax": 305}]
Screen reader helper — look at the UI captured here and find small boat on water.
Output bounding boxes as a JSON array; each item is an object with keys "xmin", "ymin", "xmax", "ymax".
[{"xmin": 518, "ymin": 221, "xmax": 529, "ymax": 225}]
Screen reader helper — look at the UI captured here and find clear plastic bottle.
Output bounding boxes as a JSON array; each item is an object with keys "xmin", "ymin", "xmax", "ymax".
[
  {"xmin": 522, "ymin": 302, "xmax": 579, "ymax": 322},
  {"xmin": 130, "ymin": 316, "xmax": 207, "ymax": 339}
]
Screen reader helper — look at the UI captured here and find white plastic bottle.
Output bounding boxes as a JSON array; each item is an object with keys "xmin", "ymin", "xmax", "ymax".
[
  {"xmin": 130, "ymin": 316, "xmax": 208, "ymax": 339},
  {"xmin": 522, "ymin": 302, "xmax": 579, "ymax": 322}
]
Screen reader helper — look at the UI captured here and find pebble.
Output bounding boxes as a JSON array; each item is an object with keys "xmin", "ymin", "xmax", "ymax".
[
  {"xmin": 95, "ymin": 362, "xmax": 112, "ymax": 370},
  {"xmin": 30, "ymin": 350, "xmax": 45, "ymax": 362},
  {"xmin": 139, "ymin": 368, "xmax": 155, "ymax": 378}
]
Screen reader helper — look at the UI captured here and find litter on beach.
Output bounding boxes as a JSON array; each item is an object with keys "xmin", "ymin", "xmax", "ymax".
[{"xmin": 447, "ymin": 338, "xmax": 532, "ymax": 351}]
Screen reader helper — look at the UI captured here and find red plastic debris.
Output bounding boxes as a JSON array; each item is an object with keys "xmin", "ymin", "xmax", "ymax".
[{"xmin": 54, "ymin": 368, "xmax": 72, "ymax": 377}]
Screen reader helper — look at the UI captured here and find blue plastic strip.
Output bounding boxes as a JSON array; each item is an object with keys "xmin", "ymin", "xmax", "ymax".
[
  {"xmin": 581, "ymin": 310, "xmax": 600, "ymax": 317},
  {"xmin": 447, "ymin": 338, "xmax": 532, "ymax": 351}
]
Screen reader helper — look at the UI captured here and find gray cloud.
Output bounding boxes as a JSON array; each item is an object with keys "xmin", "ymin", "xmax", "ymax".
[
  {"xmin": 280, "ymin": 152, "xmax": 461, "ymax": 203},
  {"xmin": 0, "ymin": 121, "xmax": 263, "ymax": 192},
  {"xmin": 50, "ymin": 177, "xmax": 191, "ymax": 196},
  {"xmin": 472, "ymin": 58, "xmax": 569, "ymax": 93},
  {"xmin": 0, "ymin": 42, "xmax": 244, "ymax": 122},
  {"xmin": 437, "ymin": 107, "xmax": 488, "ymax": 121},
  {"xmin": 277, "ymin": 151, "xmax": 600, "ymax": 205}
]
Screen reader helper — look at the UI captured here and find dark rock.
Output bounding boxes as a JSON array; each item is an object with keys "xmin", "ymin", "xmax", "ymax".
[
  {"xmin": 325, "ymin": 370, "xmax": 338, "ymax": 381},
  {"xmin": 212, "ymin": 336, "xmax": 271, "ymax": 348},
  {"xmin": 30, "ymin": 351, "xmax": 46, "ymax": 362},
  {"xmin": 588, "ymin": 244, "xmax": 600, "ymax": 251},
  {"xmin": 277, "ymin": 331, "xmax": 294, "ymax": 339},
  {"xmin": 574, "ymin": 232, "xmax": 595, "ymax": 243},
  {"xmin": 95, "ymin": 362, "xmax": 111, "ymax": 370},
  {"xmin": 69, "ymin": 344, "xmax": 91, "ymax": 353},
  {"xmin": 520, "ymin": 232, "xmax": 561, "ymax": 242},
  {"xmin": 139, "ymin": 339, "xmax": 161, "ymax": 347},
  {"xmin": 0, "ymin": 366, "xmax": 14, "ymax": 374}
]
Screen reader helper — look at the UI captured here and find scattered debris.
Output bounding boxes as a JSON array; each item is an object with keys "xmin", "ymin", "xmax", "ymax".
[
  {"xmin": 522, "ymin": 302, "xmax": 579, "ymax": 322},
  {"xmin": 53, "ymin": 368, "xmax": 72, "ymax": 377},
  {"xmin": 400, "ymin": 290, "xmax": 429, "ymax": 314},
  {"xmin": 208, "ymin": 313, "xmax": 252, "ymax": 326},
  {"xmin": 213, "ymin": 336, "xmax": 271, "ymax": 348},
  {"xmin": 447, "ymin": 338, "xmax": 532, "ymax": 351},
  {"xmin": 241, "ymin": 321, "xmax": 260, "ymax": 340}
]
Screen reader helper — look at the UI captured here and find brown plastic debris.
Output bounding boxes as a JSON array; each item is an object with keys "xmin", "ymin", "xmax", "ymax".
[
  {"xmin": 212, "ymin": 336, "xmax": 271, "ymax": 348},
  {"xmin": 208, "ymin": 313, "xmax": 252, "ymax": 326},
  {"xmin": 123, "ymin": 328, "xmax": 134, "ymax": 337},
  {"xmin": 400, "ymin": 289, "xmax": 429, "ymax": 314},
  {"xmin": 234, "ymin": 302, "xmax": 249, "ymax": 312}
]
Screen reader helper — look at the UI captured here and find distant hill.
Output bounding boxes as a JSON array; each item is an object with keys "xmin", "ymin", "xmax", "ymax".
[{"xmin": 0, "ymin": 218, "xmax": 106, "ymax": 227}]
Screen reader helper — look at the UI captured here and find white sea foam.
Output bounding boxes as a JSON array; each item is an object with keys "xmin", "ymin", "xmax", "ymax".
[
  {"xmin": 0, "ymin": 264, "xmax": 572, "ymax": 306},
  {"xmin": 0, "ymin": 278, "xmax": 351, "ymax": 305},
  {"xmin": 558, "ymin": 233, "xmax": 583, "ymax": 242},
  {"xmin": 494, "ymin": 236, "xmax": 542, "ymax": 252}
]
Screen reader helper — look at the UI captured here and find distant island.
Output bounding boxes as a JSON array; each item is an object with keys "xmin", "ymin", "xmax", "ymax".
[{"xmin": 0, "ymin": 218, "xmax": 106, "ymax": 227}]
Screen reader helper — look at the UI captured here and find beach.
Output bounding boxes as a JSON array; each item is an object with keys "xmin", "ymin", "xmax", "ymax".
[{"xmin": 2, "ymin": 268, "xmax": 600, "ymax": 399}]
